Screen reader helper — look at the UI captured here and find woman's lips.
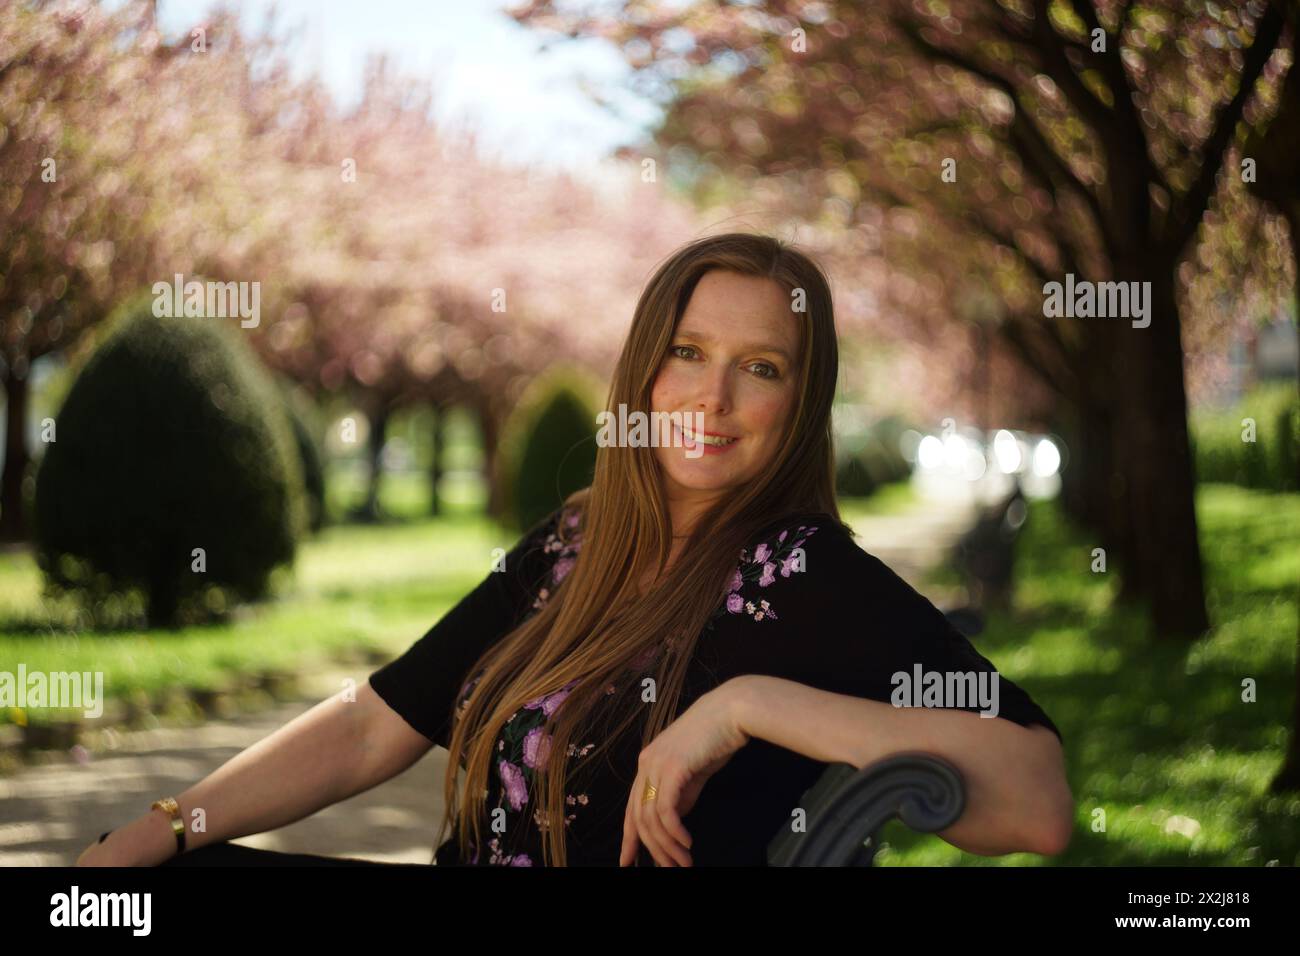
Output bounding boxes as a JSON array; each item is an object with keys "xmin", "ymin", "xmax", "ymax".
[{"xmin": 673, "ymin": 422, "xmax": 740, "ymax": 455}]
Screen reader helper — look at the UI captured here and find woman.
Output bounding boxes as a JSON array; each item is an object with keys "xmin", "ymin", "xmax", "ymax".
[{"xmin": 77, "ymin": 232, "xmax": 1072, "ymax": 868}]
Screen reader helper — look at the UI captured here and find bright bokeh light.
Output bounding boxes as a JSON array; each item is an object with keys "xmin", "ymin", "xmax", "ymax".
[
  {"xmin": 963, "ymin": 446, "xmax": 988, "ymax": 481},
  {"xmin": 942, "ymin": 433, "xmax": 968, "ymax": 469},
  {"xmin": 993, "ymin": 429, "xmax": 1021, "ymax": 474},
  {"xmin": 1033, "ymin": 438, "xmax": 1062, "ymax": 477},
  {"xmin": 917, "ymin": 435, "xmax": 945, "ymax": 469}
]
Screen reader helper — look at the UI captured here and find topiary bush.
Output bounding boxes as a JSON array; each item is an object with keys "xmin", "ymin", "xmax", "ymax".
[
  {"xmin": 835, "ymin": 413, "xmax": 913, "ymax": 498},
  {"xmin": 33, "ymin": 291, "xmax": 305, "ymax": 629},
  {"xmin": 497, "ymin": 367, "xmax": 601, "ymax": 533},
  {"xmin": 835, "ymin": 450, "xmax": 878, "ymax": 498}
]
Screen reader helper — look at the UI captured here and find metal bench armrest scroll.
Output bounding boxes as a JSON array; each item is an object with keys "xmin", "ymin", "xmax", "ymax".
[{"xmin": 766, "ymin": 753, "xmax": 966, "ymax": 866}]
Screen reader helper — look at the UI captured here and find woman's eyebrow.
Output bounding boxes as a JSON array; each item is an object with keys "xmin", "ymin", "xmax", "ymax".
[{"xmin": 674, "ymin": 327, "xmax": 792, "ymax": 361}]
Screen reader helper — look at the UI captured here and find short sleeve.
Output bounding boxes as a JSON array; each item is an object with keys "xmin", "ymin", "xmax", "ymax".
[
  {"xmin": 700, "ymin": 514, "xmax": 1063, "ymax": 744},
  {"xmin": 367, "ymin": 504, "xmax": 574, "ymax": 749}
]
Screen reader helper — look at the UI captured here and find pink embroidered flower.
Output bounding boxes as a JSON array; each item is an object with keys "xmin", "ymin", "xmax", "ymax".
[
  {"xmin": 508, "ymin": 853, "xmax": 534, "ymax": 866},
  {"xmin": 523, "ymin": 726, "xmax": 552, "ymax": 769},
  {"xmin": 713, "ymin": 523, "xmax": 819, "ymax": 624},
  {"xmin": 498, "ymin": 760, "xmax": 529, "ymax": 810},
  {"xmin": 553, "ymin": 556, "xmax": 576, "ymax": 583},
  {"xmin": 524, "ymin": 677, "xmax": 578, "ymax": 713}
]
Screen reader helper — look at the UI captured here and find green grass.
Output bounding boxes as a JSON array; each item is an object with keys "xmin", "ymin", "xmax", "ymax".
[
  {"xmin": 838, "ymin": 480, "xmax": 917, "ymax": 521},
  {"xmin": 874, "ymin": 483, "xmax": 1300, "ymax": 867}
]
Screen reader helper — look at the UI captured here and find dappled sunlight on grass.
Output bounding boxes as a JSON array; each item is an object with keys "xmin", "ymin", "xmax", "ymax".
[{"xmin": 877, "ymin": 484, "xmax": 1300, "ymax": 866}]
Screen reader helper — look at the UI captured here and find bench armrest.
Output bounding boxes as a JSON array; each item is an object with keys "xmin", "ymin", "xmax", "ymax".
[{"xmin": 766, "ymin": 753, "xmax": 966, "ymax": 866}]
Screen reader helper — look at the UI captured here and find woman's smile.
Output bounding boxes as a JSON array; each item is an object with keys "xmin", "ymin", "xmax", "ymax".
[{"xmin": 672, "ymin": 420, "xmax": 741, "ymax": 454}]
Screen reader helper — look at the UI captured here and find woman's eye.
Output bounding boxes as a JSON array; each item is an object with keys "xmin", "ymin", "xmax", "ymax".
[{"xmin": 669, "ymin": 346, "xmax": 777, "ymax": 379}]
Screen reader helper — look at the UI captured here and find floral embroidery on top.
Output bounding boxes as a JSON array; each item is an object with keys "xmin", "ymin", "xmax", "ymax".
[
  {"xmin": 531, "ymin": 507, "xmax": 583, "ymax": 611},
  {"xmin": 453, "ymin": 667, "xmax": 617, "ymax": 865},
  {"xmin": 714, "ymin": 522, "xmax": 820, "ymax": 623}
]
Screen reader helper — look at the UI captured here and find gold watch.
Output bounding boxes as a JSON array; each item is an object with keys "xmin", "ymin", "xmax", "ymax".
[{"xmin": 151, "ymin": 797, "xmax": 186, "ymax": 854}]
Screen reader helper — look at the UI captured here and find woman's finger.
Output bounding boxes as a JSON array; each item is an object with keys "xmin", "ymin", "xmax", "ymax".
[
  {"xmin": 652, "ymin": 770, "xmax": 694, "ymax": 851},
  {"xmin": 639, "ymin": 774, "xmax": 692, "ymax": 867},
  {"xmin": 619, "ymin": 788, "xmax": 640, "ymax": 866},
  {"xmin": 631, "ymin": 773, "xmax": 675, "ymax": 866}
]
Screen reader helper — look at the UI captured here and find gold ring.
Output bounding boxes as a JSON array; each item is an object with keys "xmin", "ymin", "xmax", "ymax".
[{"xmin": 642, "ymin": 780, "xmax": 658, "ymax": 803}]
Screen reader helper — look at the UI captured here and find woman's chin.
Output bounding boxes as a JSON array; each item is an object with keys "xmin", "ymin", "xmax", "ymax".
[{"xmin": 663, "ymin": 468, "xmax": 745, "ymax": 495}]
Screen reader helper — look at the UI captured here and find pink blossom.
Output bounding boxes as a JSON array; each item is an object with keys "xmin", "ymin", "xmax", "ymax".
[
  {"xmin": 777, "ymin": 530, "xmax": 788, "ymax": 544},
  {"xmin": 541, "ymin": 680, "xmax": 577, "ymax": 715},
  {"xmin": 553, "ymin": 556, "xmax": 576, "ymax": 583},
  {"xmin": 753, "ymin": 543, "xmax": 771, "ymax": 563},
  {"xmin": 523, "ymin": 727, "xmax": 552, "ymax": 769},
  {"xmin": 758, "ymin": 562, "xmax": 777, "ymax": 587},
  {"xmin": 524, "ymin": 677, "xmax": 578, "ymax": 712},
  {"xmin": 499, "ymin": 760, "xmax": 529, "ymax": 810},
  {"xmin": 728, "ymin": 568, "xmax": 743, "ymax": 592},
  {"xmin": 726, "ymin": 592, "xmax": 744, "ymax": 613},
  {"xmin": 508, "ymin": 854, "xmax": 534, "ymax": 866}
]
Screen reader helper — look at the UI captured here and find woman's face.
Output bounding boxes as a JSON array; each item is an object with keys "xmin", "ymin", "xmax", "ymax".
[{"xmin": 649, "ymin": 269, "xmax": 802, "ymax": 509}]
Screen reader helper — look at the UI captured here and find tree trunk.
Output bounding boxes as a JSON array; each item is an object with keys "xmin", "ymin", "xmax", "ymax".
[
  {"xmin": 0, "ymin": 370, "xmax": 31, "ymax": 542},
  {"xmin": 478, "ymin": 403, "xmax": 503, "ymax": 520},
  {"xmin": 1113, "ymin": 270, "xmax": 1210, "ymax": 638},
  {"xmin": 360, "ymin": 405, "xmax": 389, "ymax": 522},
  {"xmin": 147, "ymin": 571, "xmax": 180, "ymax": 630},
  {"xmin": 429, "ymin": 404, "xmax": 446, "ymax": 517}
]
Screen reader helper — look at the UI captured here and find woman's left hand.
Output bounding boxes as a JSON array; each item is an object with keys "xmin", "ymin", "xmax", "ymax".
[{"xmin": 619, "ymin": 679, "xmax": 751, "ymax": 867}]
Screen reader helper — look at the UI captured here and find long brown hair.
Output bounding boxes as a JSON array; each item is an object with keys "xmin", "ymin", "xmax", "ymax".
[{"xmin": 441, "ymin": 232, "xmax": 850, "ymax": 865}]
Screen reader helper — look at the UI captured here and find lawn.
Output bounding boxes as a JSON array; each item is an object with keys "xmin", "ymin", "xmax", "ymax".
[{"xmin": 874, "ymin": 483, "xmax": 1300, "ymax": 866}]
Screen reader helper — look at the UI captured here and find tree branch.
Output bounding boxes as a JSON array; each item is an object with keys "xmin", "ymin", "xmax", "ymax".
[{"xmin": 1164, "ymin": 0, "xmax": 1287, "ymax": 258}]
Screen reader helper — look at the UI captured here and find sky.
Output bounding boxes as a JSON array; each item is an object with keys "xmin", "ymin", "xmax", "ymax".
[{"xmin": 126, "ymin": 0, "xmax": 663, "ymax": 172}]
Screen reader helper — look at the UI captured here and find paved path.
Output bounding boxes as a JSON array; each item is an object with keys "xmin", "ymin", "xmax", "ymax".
[
  {"xmin": 0, "ymin": 668, "xmax": 451, "ymax": 866},
  {"xmin": 0, "ymin": 482, "xmax": 979, "ymax": 867}
]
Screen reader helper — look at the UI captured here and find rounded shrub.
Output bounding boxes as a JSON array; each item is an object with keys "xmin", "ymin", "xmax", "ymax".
[
  {"xmin": 498, "ymin": 366, "xmax": 602, "ymax": 533},
  {"xmin": 835, "ymin": 450, "xmax": 878, "ymax": 498},
  {"xmin": 835, "ymin": 413, "xmax": 913, "ymax": 498},
  {"xmin": 33, "ymin": 291, "xmax": 305, "ymax": 628}
]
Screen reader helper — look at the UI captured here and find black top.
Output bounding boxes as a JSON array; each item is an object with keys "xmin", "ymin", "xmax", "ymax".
[{"xmin": 368, "ymin": 502, "xmax": 1062, "ymax": 867}]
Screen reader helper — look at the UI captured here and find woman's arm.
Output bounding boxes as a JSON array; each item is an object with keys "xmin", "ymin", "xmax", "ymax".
[
  {"xmin": 726, "ymin": 674, "xmax": 1074, "ymax": 857},
  {"xmin": 76, "ymin": 682, "xmax": 435, "ymax": 866}
]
